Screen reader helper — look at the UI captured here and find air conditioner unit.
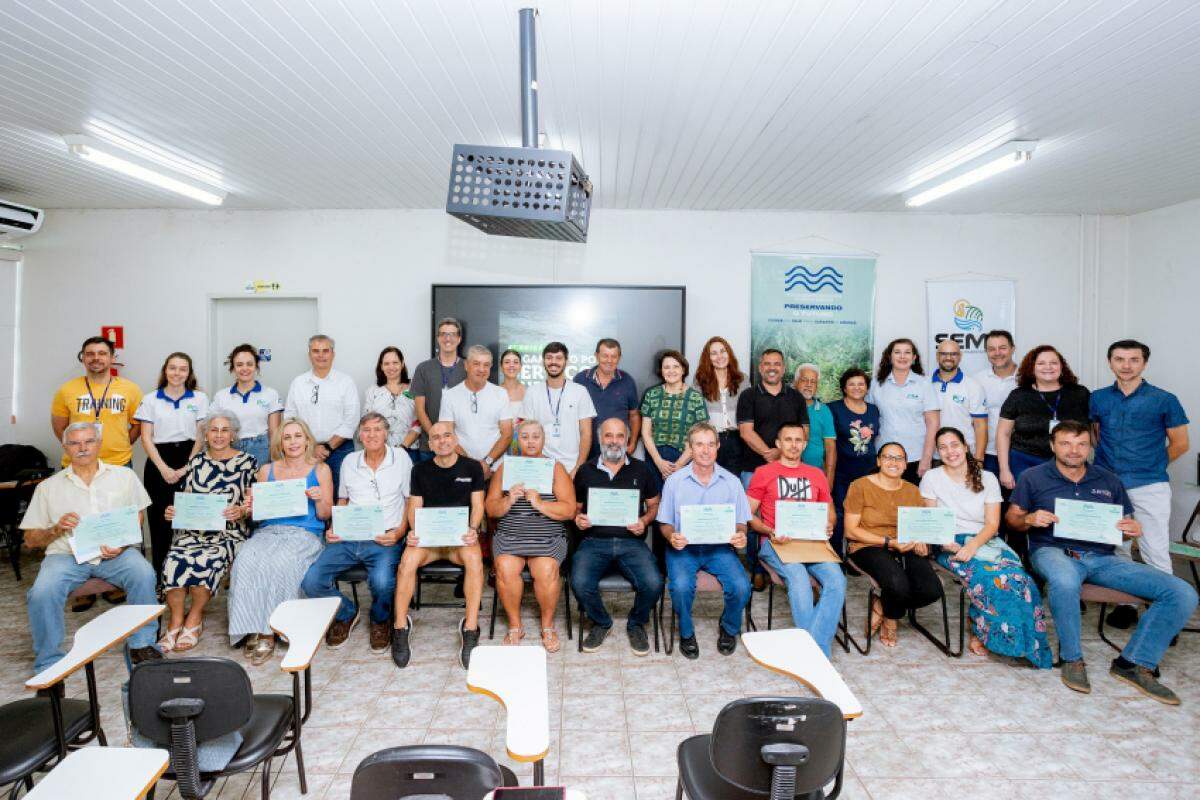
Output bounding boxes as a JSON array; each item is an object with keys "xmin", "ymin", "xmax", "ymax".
[{"xmin": 0, "ymin": 199, "xmax": 44, "ymax": 240}]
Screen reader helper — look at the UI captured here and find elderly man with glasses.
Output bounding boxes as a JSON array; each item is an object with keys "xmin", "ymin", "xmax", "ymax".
[
  {"xmin": 301, "ymin": 412, "xmax": 412, "ymax": 652},
  {"xmin": 283, "ymin": 334, "xmax": 360, "ymax": 495}
]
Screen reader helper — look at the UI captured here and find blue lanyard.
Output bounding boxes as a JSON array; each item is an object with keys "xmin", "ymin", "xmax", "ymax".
[
  {"xmin": 1039, "ymin": 389, "xmax": 1062, "ymax": 419},
  {"xmin": 546, "ymin": 383, "xmax": 564, "ymax": 422},
  {"xmin": 439, "ymin": 359, "xmax": 459, "ymax": 388},
  {"xmin": 84, "ymin": 377, "xmax": 112, "ymax": 420}
]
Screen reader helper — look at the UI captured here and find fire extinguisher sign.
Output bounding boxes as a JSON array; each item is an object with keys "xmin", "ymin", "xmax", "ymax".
[{"xmin": 101, "ymin": 326, "xmax": 124, "ymax": 348}]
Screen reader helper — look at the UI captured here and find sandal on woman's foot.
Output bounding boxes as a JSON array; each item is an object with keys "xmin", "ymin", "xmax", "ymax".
[
  {"xmin": 502, "ymin": 628, "xmax": 525, "ymax": 646},
  {"xmin": 968, "ymin": 636, "xmax": 988, "ymax": 657},
  {"xmin": 880, "ymin": 619, "xmax": 898, "ymax": 648},
  {"xmin": 158, "ymin": 628, "xmax": 182, "ymax": 653},
  {"xmin": 541, "ymin": 628, "xmax": 561, "ymax": 653},
  {"xmin": 175, "ymin": 624, "xmax": 203, "ymax": 652},
  {"xmin": 248, "ymin": 635, "xmax": 275, "ymax": 666},
  {"xmin": 866, "ymin": 601, "xmax": 884, "ymax": 640}
]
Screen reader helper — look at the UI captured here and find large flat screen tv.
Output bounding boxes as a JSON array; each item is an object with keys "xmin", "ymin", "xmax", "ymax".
[{"xmin": 431, "ymin": 284, "xmax": 686, "ymax": 391}]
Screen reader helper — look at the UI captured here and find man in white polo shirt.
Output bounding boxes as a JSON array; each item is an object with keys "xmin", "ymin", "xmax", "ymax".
[
  {"xmin": 973, "ymin": 330, "xmax": 1019, "ymax": 479},
  {"xmin": 521, "ymin": 341, "xmax": 597, "ymax": 477},
  {"xmin": 301, "ymin": 412, "xmax": 411, "ymax": 653},
  {"xmin": 20, "ymin": 422, "xmax": 161, "ymax": 676},
  {"xmin": 931, "ymin": 339, "xmax": 988, "ymax": 462},
  {"xmin": 438, "ymin": 345, "xmax": 513, "ymax": 480},
  {"xmin": 284, "ymin": 334, "xmax": 360, "ymax": 495}
]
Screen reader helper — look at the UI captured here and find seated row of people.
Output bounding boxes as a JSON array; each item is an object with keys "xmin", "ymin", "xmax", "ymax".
[{"xmin": 21, "ymin": 413, "xmax": 1197, "ymax": 705}]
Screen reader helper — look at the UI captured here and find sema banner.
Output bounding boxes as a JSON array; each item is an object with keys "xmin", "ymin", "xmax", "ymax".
[
  {"xmin": 750, "ymin": 253, "xmax": 876, "ymax": 400},
  {"xmin": 925, "ymin": 279, "xmax": 1016, "ymax": 375}
]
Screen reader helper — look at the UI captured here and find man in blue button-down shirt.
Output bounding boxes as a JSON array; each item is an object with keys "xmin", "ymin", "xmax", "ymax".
[
  {"xmin": 1090, "ymin": 340, "xmax": 1190, "ymax": 577},
  {"xmin": 658, "ymin": 421, "xmax": 751, "ymax": 659}
]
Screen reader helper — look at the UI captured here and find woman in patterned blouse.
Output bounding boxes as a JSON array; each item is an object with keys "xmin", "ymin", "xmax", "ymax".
[{"xmin": 159, "ymin": 412, "xmax": 257, "ymax": 652}]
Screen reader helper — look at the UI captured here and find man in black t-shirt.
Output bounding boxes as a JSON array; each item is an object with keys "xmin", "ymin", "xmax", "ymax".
[
  {"xmin": 736, "ymin": 349, "xmax": 810, "ymax": 588},
  {"xmin": 570, "ymin": 418, "xmax": 663, "ymax": 656},
  {"xmin": 392, "ymin": 421, "xmax": 486, "ymax": 669}
]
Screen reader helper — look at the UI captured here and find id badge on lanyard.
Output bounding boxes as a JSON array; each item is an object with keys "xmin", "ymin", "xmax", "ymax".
[
  {"xmin": 547, "ymin": 385, "xmax": 564, "ymax": 439},
  {"xmin": 1048, "ymin": 418, "xmax": 1059, "ymax": 434}
]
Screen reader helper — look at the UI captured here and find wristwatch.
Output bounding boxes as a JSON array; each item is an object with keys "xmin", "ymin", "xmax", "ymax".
[{"xmin": 483, "ymin": 455, "xmax": 495, "ymax": 467}]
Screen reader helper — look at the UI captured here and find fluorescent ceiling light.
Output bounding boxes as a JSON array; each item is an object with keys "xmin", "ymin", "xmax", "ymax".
[
  {"xmin": 904, "ymin": 140, "xmax": 1037, "ymax": 207},
  {"xmin": 85, "ymin": 120, "xmax": 225, "ymax": 187},
  {"xmin": 63, "ymin": 134, "xmax": 227, "ymax": 206}
]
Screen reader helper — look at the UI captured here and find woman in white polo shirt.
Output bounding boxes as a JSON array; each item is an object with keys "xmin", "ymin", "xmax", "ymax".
[
  {"xmin": 209, "ymin": 343, "xmax": 283, "ymax": 469},
  {"xmin": 867, "ymin": 338, "xmax": 940, "ymax": 484},
  {"xmin": 135, "ymin": 351, "xmax": 209, "ymax": 580},
  {"xmin": 363, "ymin": 346, "xmax": 420, "ymax": 456}
]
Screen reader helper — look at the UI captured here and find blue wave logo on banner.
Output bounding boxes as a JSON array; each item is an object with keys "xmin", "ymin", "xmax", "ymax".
[
  {"xmin": 784, "ymin": 265, "xmax": 844, "ymax": 293},
  {"xmin": 952, "ymin": 299, "xmax": 984, "ymax": 331}
]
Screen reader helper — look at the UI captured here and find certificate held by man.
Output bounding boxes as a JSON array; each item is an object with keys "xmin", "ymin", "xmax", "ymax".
[
  {"xmin": 587, "ymin": 488, "xmax": 640, "ymax": 527},
  {"xmin": 897, "ymin": 506, "xmax": 955, "ymax": 545},
  {"xmin": 172, "ymin": 492, "xmax": 228, "ymax": 532},
  {"xmin": 502, "ymin": 456, "xmax": 554, "ymax": 495},
  {"xmin": 333, "ymin": 504, "xmax": 385, "ymax": 541},
  {"xmin": 681, "ymin": 503, "xmax": 736, "ymax": 544},
  {"xmin": 71, "ymin": 505, "xmax": 142, "ymax": 563},
  {"xmin": 415, "ymin": 507, "xmax": 470, "ymax": 547},
  {"xmin": 773, "ymin": 501, "xmax": 828, "ymax": 541},
  {"xmin": 252, "ymin": 478, "xmax": 309, "ymax": 521},
  {"xmin": 1053, "ymin": 498, "xmax": 1123, "ymax": 546}
]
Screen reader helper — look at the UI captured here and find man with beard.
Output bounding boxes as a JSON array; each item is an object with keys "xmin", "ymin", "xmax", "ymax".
[
  {"xmin": 521, "ymin": 341, "xmax": 597, "ymax": 477},
  {"xmin": 737, "ymin": 349, "xmax": 809, "ymax": 590},
  {"xmin": 931, "ymin": 339, "xmax": 988, "ymax": 462},
  {"xmin": 570, "ymin": 417, "xmax": 662, "ymax": 655}
]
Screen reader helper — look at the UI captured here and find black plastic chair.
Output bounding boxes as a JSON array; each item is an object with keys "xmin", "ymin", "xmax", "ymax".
[
  {"xmin": 130, "ymin": 657, "xmax": 302, "ymax": 800},
  {"xmin": 0, "ymin": 687, "xmax": 104, "ymax": 799},
  {"xmin": 335, "ymin": 565, "xmax": 370, "ymax": 612},
  {"xmin": 842, "ymin": 554, "xmax": 961, "ymax": 657},
  {"xmin": 676, "ymin": 697, "xmax": 846, "ymax": 800},
  {"xmin": 576, "ymin": 564, "xmax": 662, "ymax": 653},
  {"xmin": 0, "ymin": 467, "xmax": 53, "ymax": 581},
  {"xmin": 415, "ymin": 559, "xmax": 466, "ymax": 610},
  {"xmin": 349, "ymin": 745, "xmax": 517, "ymax": 799}
]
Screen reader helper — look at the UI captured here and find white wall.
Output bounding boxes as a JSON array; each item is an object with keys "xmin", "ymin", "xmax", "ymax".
[
  {"xmin": 15, "ymin": 208, "xmax": 1128, "ymax": 464},
  {"xmin": 1128, "ymin": 198, "xmax": 1200, "ymax": 529},
  {"xmin": 0, "ymin": 255, "xmax": 18, "ymax": 445}
]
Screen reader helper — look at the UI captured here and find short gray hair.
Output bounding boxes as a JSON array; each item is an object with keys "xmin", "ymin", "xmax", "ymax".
[
  {"xmin": 466, "ymin": 344, "xmax": 493, "ymax": 363},
  {"xmin": 61, "ymin": 422, "xmax": 100, "ymax": 445},
  {"xmin": 794, "ymin": 362, "xmax": 820, "ymax": 381},
  {"xmin": 598, "ymin": 416, "xmax": 630, "ymax": 438},
  {"xmin": 358, "ymin": 411, "xmax": 391, "ymax": 433},
  {"xmin": 685, "ymin": 420, "xmax": 719, "ymax": 446},
  {"xmin": 437, "ymin": 317, "xmax": 463, "ymax": 337},
  {"xmin": 199, "ymin": 412, "xmax": 240, "ymax": 439},
  {"xmin": 308, "ymin": 334, "xmax": 335, "ymax": 349},
  {"xmin": 516, "ymin": 418, "xmax": 544, "ymax": 436}
]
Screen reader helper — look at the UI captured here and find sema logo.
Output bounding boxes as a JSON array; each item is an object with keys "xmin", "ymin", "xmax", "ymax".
[
  {"xmin": 952, "ymin": 299, "xmax": 984, "ymax": 332},
  {"xmin": 784, "ymin": 265, "xmax": 844, "ymax": 293}
]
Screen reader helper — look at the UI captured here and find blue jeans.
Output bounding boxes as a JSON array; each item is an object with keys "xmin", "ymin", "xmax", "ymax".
[
  {"xmin": 238, "ymin": 433, "xmax": 271, "ymax": 469},
  {"xmin": 757, "ymin": 540, "xmax": 846, "ymax": 657},
  {"xmin": 570, "ymin": 537, "xmax": 664, "ymax": 629},
  {"xmin": 326, "ymin": 440, "xmax": 355, "ymax": 496},
  {"xmin": 1030, "ymin": 546, "xmax": 1198, "ymax": 668},
  {"xmin": 739, "ymin": 472, "xmax": 764, "ymax": 576},
  {"xmin": 27, "ymin": 550, "xmax": 159, "ymax": 674},
  {"xmin": 665, "ymin": 544, "xmax": 751, "ymax": 639},
  {"xmin": 301, "ymin": 540, "xmax": 403, "ymax": 624}
]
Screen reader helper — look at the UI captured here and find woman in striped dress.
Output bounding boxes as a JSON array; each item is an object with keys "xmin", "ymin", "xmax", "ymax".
[
  {"xmin": 486, "ymin": 420, "xmax": 576, "ymax": 652},
  {"xmin": 230, "ymin": 418, "xmax": 332, "ymax": 665}
]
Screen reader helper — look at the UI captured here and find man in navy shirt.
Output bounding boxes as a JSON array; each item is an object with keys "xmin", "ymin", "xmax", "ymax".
[
  {"xmin": 1090, "ymin": 339, "xmax": 1189, "ymax": 577},
  {"xmin": 1007, "ymin": 421, "xmax": 1196, "ymax": 704},
  {"xmin": 574, "ymin": 338, "xmax": 640, "ymax": 458}
]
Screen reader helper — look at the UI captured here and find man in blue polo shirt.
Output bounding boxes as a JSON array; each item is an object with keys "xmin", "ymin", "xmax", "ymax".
[
  {"xmin": 658, "ymin": 421, "xmax": 751, "ymax": 659},
  {"xmin": 574, "ymin": 338, "xmax": 640, "ymax": 458},
  {"xmin": 1091, "ymin": 339, "xmax": 1189, "ymax": 577},
  {"xmin": 1007, "ymin": 421, "xmax": 1196, "ymax": 704}
]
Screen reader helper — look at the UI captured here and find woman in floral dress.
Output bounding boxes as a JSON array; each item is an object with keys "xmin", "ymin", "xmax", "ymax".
[{"xmin": 828, "ymin": 368, "xmax": 880, "ymax": 556}]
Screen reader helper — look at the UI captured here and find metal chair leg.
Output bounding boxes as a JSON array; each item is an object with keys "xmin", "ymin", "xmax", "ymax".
[
  {"xmin": 1096, "ymin": 602, "xmax": 1123, "ymax": 652},
  {"xmin": 766, "ymin": 583, "xmax": 775, "ymax": 631},
  {"xmin": 907, "ymin": 586, "xmax": 963, "ymax": 658},
  {"xmin": 488, "ymin": 580, "xmax": 498, "ymax": 639},
  {"xmin": 564, "ymin": 582, "xmax": 573, "ymax": 641}
]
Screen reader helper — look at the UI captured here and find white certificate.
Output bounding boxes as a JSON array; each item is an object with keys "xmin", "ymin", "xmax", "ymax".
[
  {"xmin": 1054, "ymin": 499, "xmax": 1123, "ymax": 546},
  {"xmin": 502, "ymin": 456, "xmax": 555, "ymax": 495},
  {"xmin": 587, "ymin": 488, "xmax": 640, "ymax": 527},
  {"xmin": 251, "ymin": 479, "xmax": 308, "ymax": 521},
  {"xmin": 332, "ymin": 504, "xmax": 385, "ymax": 541},
  {"xmin": 897, "ymin": 506, "xmax": 955, "ymax": 545},
  {"xmin": 681, "ymin": 503, "xmax": 736, "ymax": 544},
  {"xmin": 70, "ymin": 506, "xmax": 143, "ymax": 563},
  {"xmin": 415, "ymin": 507, "xmax": 470, "ymax": 547},
  {"xmin": 774, "ymin": 501, "xmax": 829, "ymax": 541},
  {"xmin": 172, "ymin": 492, "xmax": 228, "ymax": 532}
]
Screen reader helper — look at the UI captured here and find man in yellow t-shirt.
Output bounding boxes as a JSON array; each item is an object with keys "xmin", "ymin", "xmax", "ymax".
[{"xmin": 50, "ymin": 336, "xmax": 143, "ymax": 467}]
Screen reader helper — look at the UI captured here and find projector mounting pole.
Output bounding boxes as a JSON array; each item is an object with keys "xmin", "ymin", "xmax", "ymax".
[{"xmin": 519, "ymin": 7, "xmax": 538, "ymax": 148}]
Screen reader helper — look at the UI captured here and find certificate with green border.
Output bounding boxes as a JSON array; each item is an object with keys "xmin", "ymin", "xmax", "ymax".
[
  {"xmin": 897, "ymin": 506, "xmax": 955, "ymax": 545},
  {"xmin": 773, "ymin": 501, "xmax": 828, "ymax": 541},
  {"xmin": 681, "ymin": 503, "xmax": 735, "ymax": 544}
]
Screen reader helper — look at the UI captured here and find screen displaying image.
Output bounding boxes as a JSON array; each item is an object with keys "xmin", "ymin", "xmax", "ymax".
[{"xmin": 432, "ymin": 285, "xmax": 685, "ymax": 391}]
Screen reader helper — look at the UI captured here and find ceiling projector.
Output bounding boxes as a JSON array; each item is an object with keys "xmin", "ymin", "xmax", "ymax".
[{"xmin": 445, "ymin": 8, "xmax": 592, "ymax": 243}]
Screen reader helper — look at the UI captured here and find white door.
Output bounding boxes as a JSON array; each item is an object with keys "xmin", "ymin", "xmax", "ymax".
[{"xmin": 209, "ymin": 297, "xmax": 319, "ymax": 397}]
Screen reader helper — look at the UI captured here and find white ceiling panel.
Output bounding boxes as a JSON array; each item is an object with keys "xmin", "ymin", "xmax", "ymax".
[{"xmin": 1, "ymin": 0, "xmax": 1198, "ymax": 213}]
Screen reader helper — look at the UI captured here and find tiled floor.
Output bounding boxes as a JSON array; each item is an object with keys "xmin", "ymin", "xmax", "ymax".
[{"xmin": 2, "ymin": 555, "xmax": 1198, "ymax": 799}]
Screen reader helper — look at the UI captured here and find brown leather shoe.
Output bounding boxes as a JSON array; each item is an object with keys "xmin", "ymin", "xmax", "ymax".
[
  {"xmin": 369, "ymin": 621, "xmax": 391, "ymax": 653},
  {"xmin": 325, "ymin": 612, "xmax": 359, "ymax": 650}
]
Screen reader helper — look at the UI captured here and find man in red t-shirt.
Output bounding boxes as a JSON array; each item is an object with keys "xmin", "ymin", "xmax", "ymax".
[{"xmin": 747, "ymin": 423, "xmax": 846, "ymax": 656}]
